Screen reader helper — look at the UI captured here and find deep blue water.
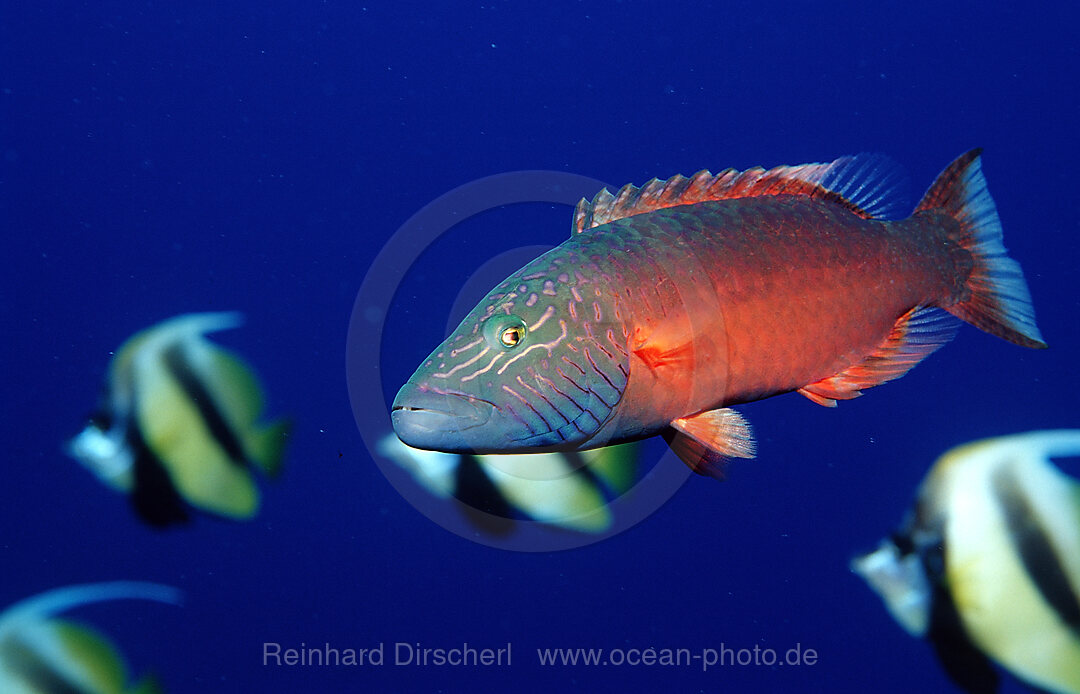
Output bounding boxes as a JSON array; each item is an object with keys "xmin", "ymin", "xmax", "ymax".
[{"xmin": 2, "ymin": 2, "xmax": 1077, "ymax": 692}]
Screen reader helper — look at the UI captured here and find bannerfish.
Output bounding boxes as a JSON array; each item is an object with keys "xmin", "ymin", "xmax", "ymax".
[
  {"xmin": 376, "ymin": 433, "xmax": 638, "ymax": 533},
  {"xmin": 0, "ymin": 581, "xmax": 180, "ymax": 694},
  {"xmin": 392, "ymin": 150, "xmax": 1045, "ymax": 475},
  {"xmin": 852, "ymin": 431, "xmax": 1080, "ymax": 694},
  {"xmin": 68, "ymin": 313, "xmax": 289, "ymax": 526}
]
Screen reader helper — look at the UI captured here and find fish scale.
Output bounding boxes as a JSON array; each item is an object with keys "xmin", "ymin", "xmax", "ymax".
[{"xmin": 393, "ymin": 151, "xmax": 1044, "ymax": 475}]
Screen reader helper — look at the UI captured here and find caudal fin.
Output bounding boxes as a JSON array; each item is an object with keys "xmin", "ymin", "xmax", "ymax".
[
  {"xmin": 915, "ymin": 149, "xmax": 1046, "ymax": 349},
  {"xmin": 247, "ymin": 419, "xmax": 290, "ymax": 478}
]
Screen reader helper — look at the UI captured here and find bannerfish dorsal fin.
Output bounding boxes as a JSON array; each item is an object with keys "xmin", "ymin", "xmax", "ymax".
[
  {"xmin": 0, "ymin": 582, "xmax": 181, "ymax": 640},
  {"xmin": 573, "ymin": 153, "xmax": 906, "ymax": 233}
]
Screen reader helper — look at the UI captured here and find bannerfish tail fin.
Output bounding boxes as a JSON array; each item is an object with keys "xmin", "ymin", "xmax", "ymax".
[
  {"xmin": 246, "ymin": 419, "xmax": 290, "ymax": 478},
  {"xmin": 915, "ymin": 149, "xmax": 1047, "ymax": 349},
  {"xmin": 201, "ymin": 348, "xmax": 289, "ymax": 478},
  {"xmin": 128, "ymin": 672, "xmax": 166, "ymax": 694},
  {"xmin": 579, "ymin": 442, "xmax": 639, "ymax": 495},
  {"xmin": 664, "ymin": 408, "xmax": 755, "ymax": 479}
]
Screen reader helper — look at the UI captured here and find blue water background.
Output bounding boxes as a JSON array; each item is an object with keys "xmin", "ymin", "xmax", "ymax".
[{"xmin": 2, "ymin": 2, "xmax": 1077, "ymax": 692}]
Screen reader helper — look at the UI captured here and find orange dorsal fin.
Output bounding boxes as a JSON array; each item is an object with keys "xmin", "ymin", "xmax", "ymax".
[
  {"xmin": 573, "ymin": 154, "xmax": 906, "ymax": 233},
  {"xmin": 798, "ymin": 307, "xmax": 960, "ymax": 406},
  {"xmin": 663, "ymin": 408, "xmax": 756, "ymax": 479}
]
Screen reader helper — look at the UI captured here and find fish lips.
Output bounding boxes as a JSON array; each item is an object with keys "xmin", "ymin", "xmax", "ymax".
[{"xmin": 391, "ymin": 383, "xmax": 496, "ymax": 453}]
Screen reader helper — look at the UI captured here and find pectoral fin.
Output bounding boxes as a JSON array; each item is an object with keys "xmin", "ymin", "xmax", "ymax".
[
  {"xmin": 634, "ymin": 341, "xmax": 695, "ymax": 373},
  {"xmin": 629, "ymin": 313, "xmax": 703, "ymax": 376},
  {"xmin": 664, "ymin": 408, "xmax": 755, "ymax": 478}
]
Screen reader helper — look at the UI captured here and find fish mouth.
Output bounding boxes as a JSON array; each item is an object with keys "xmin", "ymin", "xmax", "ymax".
[{"xmin": 391, "ymin": 383, "xmax": 496, "ymax": 452}]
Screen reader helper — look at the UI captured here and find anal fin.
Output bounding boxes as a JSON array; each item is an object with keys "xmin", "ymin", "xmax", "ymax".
[
  {"xmin": 664, "ymin": 408, "xmax": 755, "ymax": 479},
  {"xmin": 797, "ymin": 387, "xmax": 839, "ymax": 408},
  {"xmin": 798, "ymin": 306, "xmax": 959, "ymax": 407}
]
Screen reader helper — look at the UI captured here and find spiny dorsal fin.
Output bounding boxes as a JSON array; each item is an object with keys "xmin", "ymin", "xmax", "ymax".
[{"xmin": 573, "ymin": 154, "xmax": 906, "ymax": 234}]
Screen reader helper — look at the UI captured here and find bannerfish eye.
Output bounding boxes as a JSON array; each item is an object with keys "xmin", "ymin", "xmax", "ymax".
[{"xmin": 484, "ymin": 315, "xmax": 528, "ymax": 350}]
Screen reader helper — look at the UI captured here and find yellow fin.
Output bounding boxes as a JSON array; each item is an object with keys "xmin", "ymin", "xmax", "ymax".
[
  {"xmin": 244, "ymin": 419, "xmax": 290, "ymax": 479},
  {"xmin": 0, "ymin": 583, "xmax": 178, "ymax": 694},
  {"xmin": 34, "ymin": 620, "xmax": 166, "ymax": 694},
  {"xmin": 53, "ymin": 619, "xmax": 130, "ymax": 694},
  {"xmin": 580, "ymin": 442, "xmax": 639, "ymax": 495},
  {"xmin": 201, "ymin": 348, "xmax": 265, "ymax": 428},
  {"xmin": 199, "ymin": 336, "xmax": 289, "ymax": 478},
  {"xmin": 128, "ymin": 673, "xmax": 165, "ymax": 694}
]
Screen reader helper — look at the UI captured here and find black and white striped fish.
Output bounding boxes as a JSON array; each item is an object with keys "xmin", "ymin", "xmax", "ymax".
[
  {"xmin": 376, "ymin": 433, "xmax": 638, "ymax": 534},
  {"xmin": 0, "ymin": 581, "xmax": 179, "ymax": 693},
  {"xmin": 852, "ymin": 431, "xmax": 1080, "ymax": 694},
  {"xmin": 67, "ymin": 313, "xmax": 289, "ymax": 526}
]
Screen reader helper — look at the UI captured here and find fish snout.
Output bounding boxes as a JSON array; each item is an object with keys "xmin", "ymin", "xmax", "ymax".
[{"xmin": 391, "ymin": 383, "xmax": 495, "ymax": 452}]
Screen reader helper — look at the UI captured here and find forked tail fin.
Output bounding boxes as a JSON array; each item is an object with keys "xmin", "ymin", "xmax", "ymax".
[{"xmin": 915, "ymin": 149, "xmax": 1046, "ymax": 349}]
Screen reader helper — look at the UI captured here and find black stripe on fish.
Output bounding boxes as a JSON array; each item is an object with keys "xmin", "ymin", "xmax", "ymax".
[
  {"xmin": 162, "ymin": 343, "xmax": 248, "ymax": 467},
  {"xmin": 561, "ymin": 450, "xmax": 611, "ymax": 496},
  {"xmin": 452, "ymin": 455, "xmax": 516, "ymax": 536},
  {"xmin": 901, "ymin": 507, "xmax": 1002, "ymax": 693},
  {"xmin": 1, "ymin": 635, "xmax": 97, "ymax": 694},
  {"xmin": 923, "ymin": 560, "xmax": 1001, "ymax": 694},
  {"xmin": 454, "ymin": 455, "xmax": 513, "ymax": 519},
  {"xmin": 993, "ymin": 465, "xmax": 1080, "ymax": 634},
  {"xmin": 127, "ymin": 412, "xmax": 189, "ymax": 527},
  {"xmin": 87, "ymin": 407, "xmax": 113, "ymax": 431}
]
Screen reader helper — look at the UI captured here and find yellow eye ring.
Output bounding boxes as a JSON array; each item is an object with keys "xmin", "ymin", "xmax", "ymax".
[
  {"xmin": 500, "ymin": 324, "xmax": 525, "ymax": 347},
  {"xmin": 484, "ymin": 315, "xmax": 528, "ymax": 350}
]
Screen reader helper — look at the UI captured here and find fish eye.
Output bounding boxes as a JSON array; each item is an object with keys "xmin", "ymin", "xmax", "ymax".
[
  {"xmin": 484, "ymin": 315, "xmax": 528, "ymax": 350},
  {"xmin": 500, "ymin": 324, "xmax": 525, "ymax": 347}
]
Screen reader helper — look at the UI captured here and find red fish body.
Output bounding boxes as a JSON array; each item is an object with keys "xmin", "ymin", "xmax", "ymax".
[{"xmin": 392, "ymin": 151, "xmax": 1045, "ymax": 475}]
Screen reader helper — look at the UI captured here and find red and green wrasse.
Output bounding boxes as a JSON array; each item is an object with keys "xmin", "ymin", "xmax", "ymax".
[{"xmin": 392, "ymin": 150, "xmax": 1046, "ymax": 476}]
